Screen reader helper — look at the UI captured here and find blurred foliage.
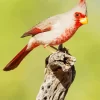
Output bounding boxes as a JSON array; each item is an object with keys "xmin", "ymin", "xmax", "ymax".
[{"xmin": 0, "ymin": 0, "xmax": 100, "ymax": 100}]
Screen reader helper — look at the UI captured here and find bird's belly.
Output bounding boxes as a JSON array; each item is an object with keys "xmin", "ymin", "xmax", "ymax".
[
  {"xmin": 35, "ymin": 30, "xmax": 63, "ymax": 45},
  {"xmin": 50, "ymin": 29, "xmax": 76, "ymax": 45}
]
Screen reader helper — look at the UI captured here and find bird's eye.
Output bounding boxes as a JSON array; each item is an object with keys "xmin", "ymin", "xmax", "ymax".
[
  {"xmin": 76, "ymin": 13, "xmax": 79, "ymax": 17},
  {"xmin": 75, "ymin": 12, "xmax": 80, "ymax": 18}
]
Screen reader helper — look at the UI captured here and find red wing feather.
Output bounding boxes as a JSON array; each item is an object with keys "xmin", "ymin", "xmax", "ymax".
[
  {"xmin": 21, "ymin": 26, "xmax": 52, "ymax": 38},
  {"xmin": 21, "ymin": 28, "xmax": 42, "ymax": 38},
  {"xmin": 20, "ymin": 15, "xmax": 58, "ymax": 38}
]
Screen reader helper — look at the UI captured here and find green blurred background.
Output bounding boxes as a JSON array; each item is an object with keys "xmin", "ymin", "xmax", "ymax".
[{"xmin": 0, "ymin": 0, "xmax": 100, "ymax": 100}]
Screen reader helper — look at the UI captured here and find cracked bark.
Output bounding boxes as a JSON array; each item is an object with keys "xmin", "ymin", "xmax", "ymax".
[{"xmin": 36, "ymin": 46, "xmax": 76, "ymax": 100}]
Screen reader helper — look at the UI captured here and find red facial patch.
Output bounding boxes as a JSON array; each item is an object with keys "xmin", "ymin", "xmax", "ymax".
[
  {"xmin": 74, "ymin": 12, "xmax": 86, "ymax": 28},
  {"xmin": 74, "ymin": 12, "xmax": 85, "ymax": 19}
]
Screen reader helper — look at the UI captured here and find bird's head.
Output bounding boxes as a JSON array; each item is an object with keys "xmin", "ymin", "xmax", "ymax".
[{"xmin": 67, "ymin": 0, "xmax": 88, "ymax": 28}]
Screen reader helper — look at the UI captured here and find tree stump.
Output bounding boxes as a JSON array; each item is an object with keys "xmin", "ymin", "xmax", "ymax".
[{"xmin": 36, "ymin": 46, "xmax": 76, "ymax": 100}]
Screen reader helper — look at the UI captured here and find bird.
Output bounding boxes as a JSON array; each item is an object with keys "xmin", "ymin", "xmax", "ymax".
[{"xmin": 3, "ymin": 0, "xmax": 88, "ymax": 71}]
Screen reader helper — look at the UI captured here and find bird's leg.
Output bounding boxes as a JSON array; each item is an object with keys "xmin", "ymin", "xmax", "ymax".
[
  {"xmin": 50, "ymin": 44, "xmax": 64, "ymax": 51},
  {"xmin": 44, "ymin": 45, "xmax": 58, "ymax": 53},
  {"xmin": 50, "ymin": 46, "xmax": 58, "ymax": 51},
  {"xmin": 44, "ymin": 44, "xmax": 65, "ymax": 53}
]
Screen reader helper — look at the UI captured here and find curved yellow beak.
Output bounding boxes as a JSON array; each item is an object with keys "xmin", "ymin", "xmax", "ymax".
[{"xmin": 80, "ymin": 17, "xmax": 88, "ymax": 25}]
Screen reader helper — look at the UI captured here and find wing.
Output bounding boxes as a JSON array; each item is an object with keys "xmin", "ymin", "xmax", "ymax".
[{"xmin": 21, "ymin": 16, "xmax": 60, "ymax": 38}]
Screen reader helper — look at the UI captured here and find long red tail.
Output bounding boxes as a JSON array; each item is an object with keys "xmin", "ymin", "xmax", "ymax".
[{"xmin": 3, "ymin": 44, "xmax": 39, "ymax": 71}]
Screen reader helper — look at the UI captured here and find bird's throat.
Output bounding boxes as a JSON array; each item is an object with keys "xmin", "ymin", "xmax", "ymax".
[{"xmin": 75, "ymin": 21, "xmax": 82, "ymax": 28}]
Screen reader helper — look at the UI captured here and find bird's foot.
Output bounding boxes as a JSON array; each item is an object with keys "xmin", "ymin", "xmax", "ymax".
[{"xmin": 44, "ymin": 44, "xmax": 69, "ymax": 54}]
